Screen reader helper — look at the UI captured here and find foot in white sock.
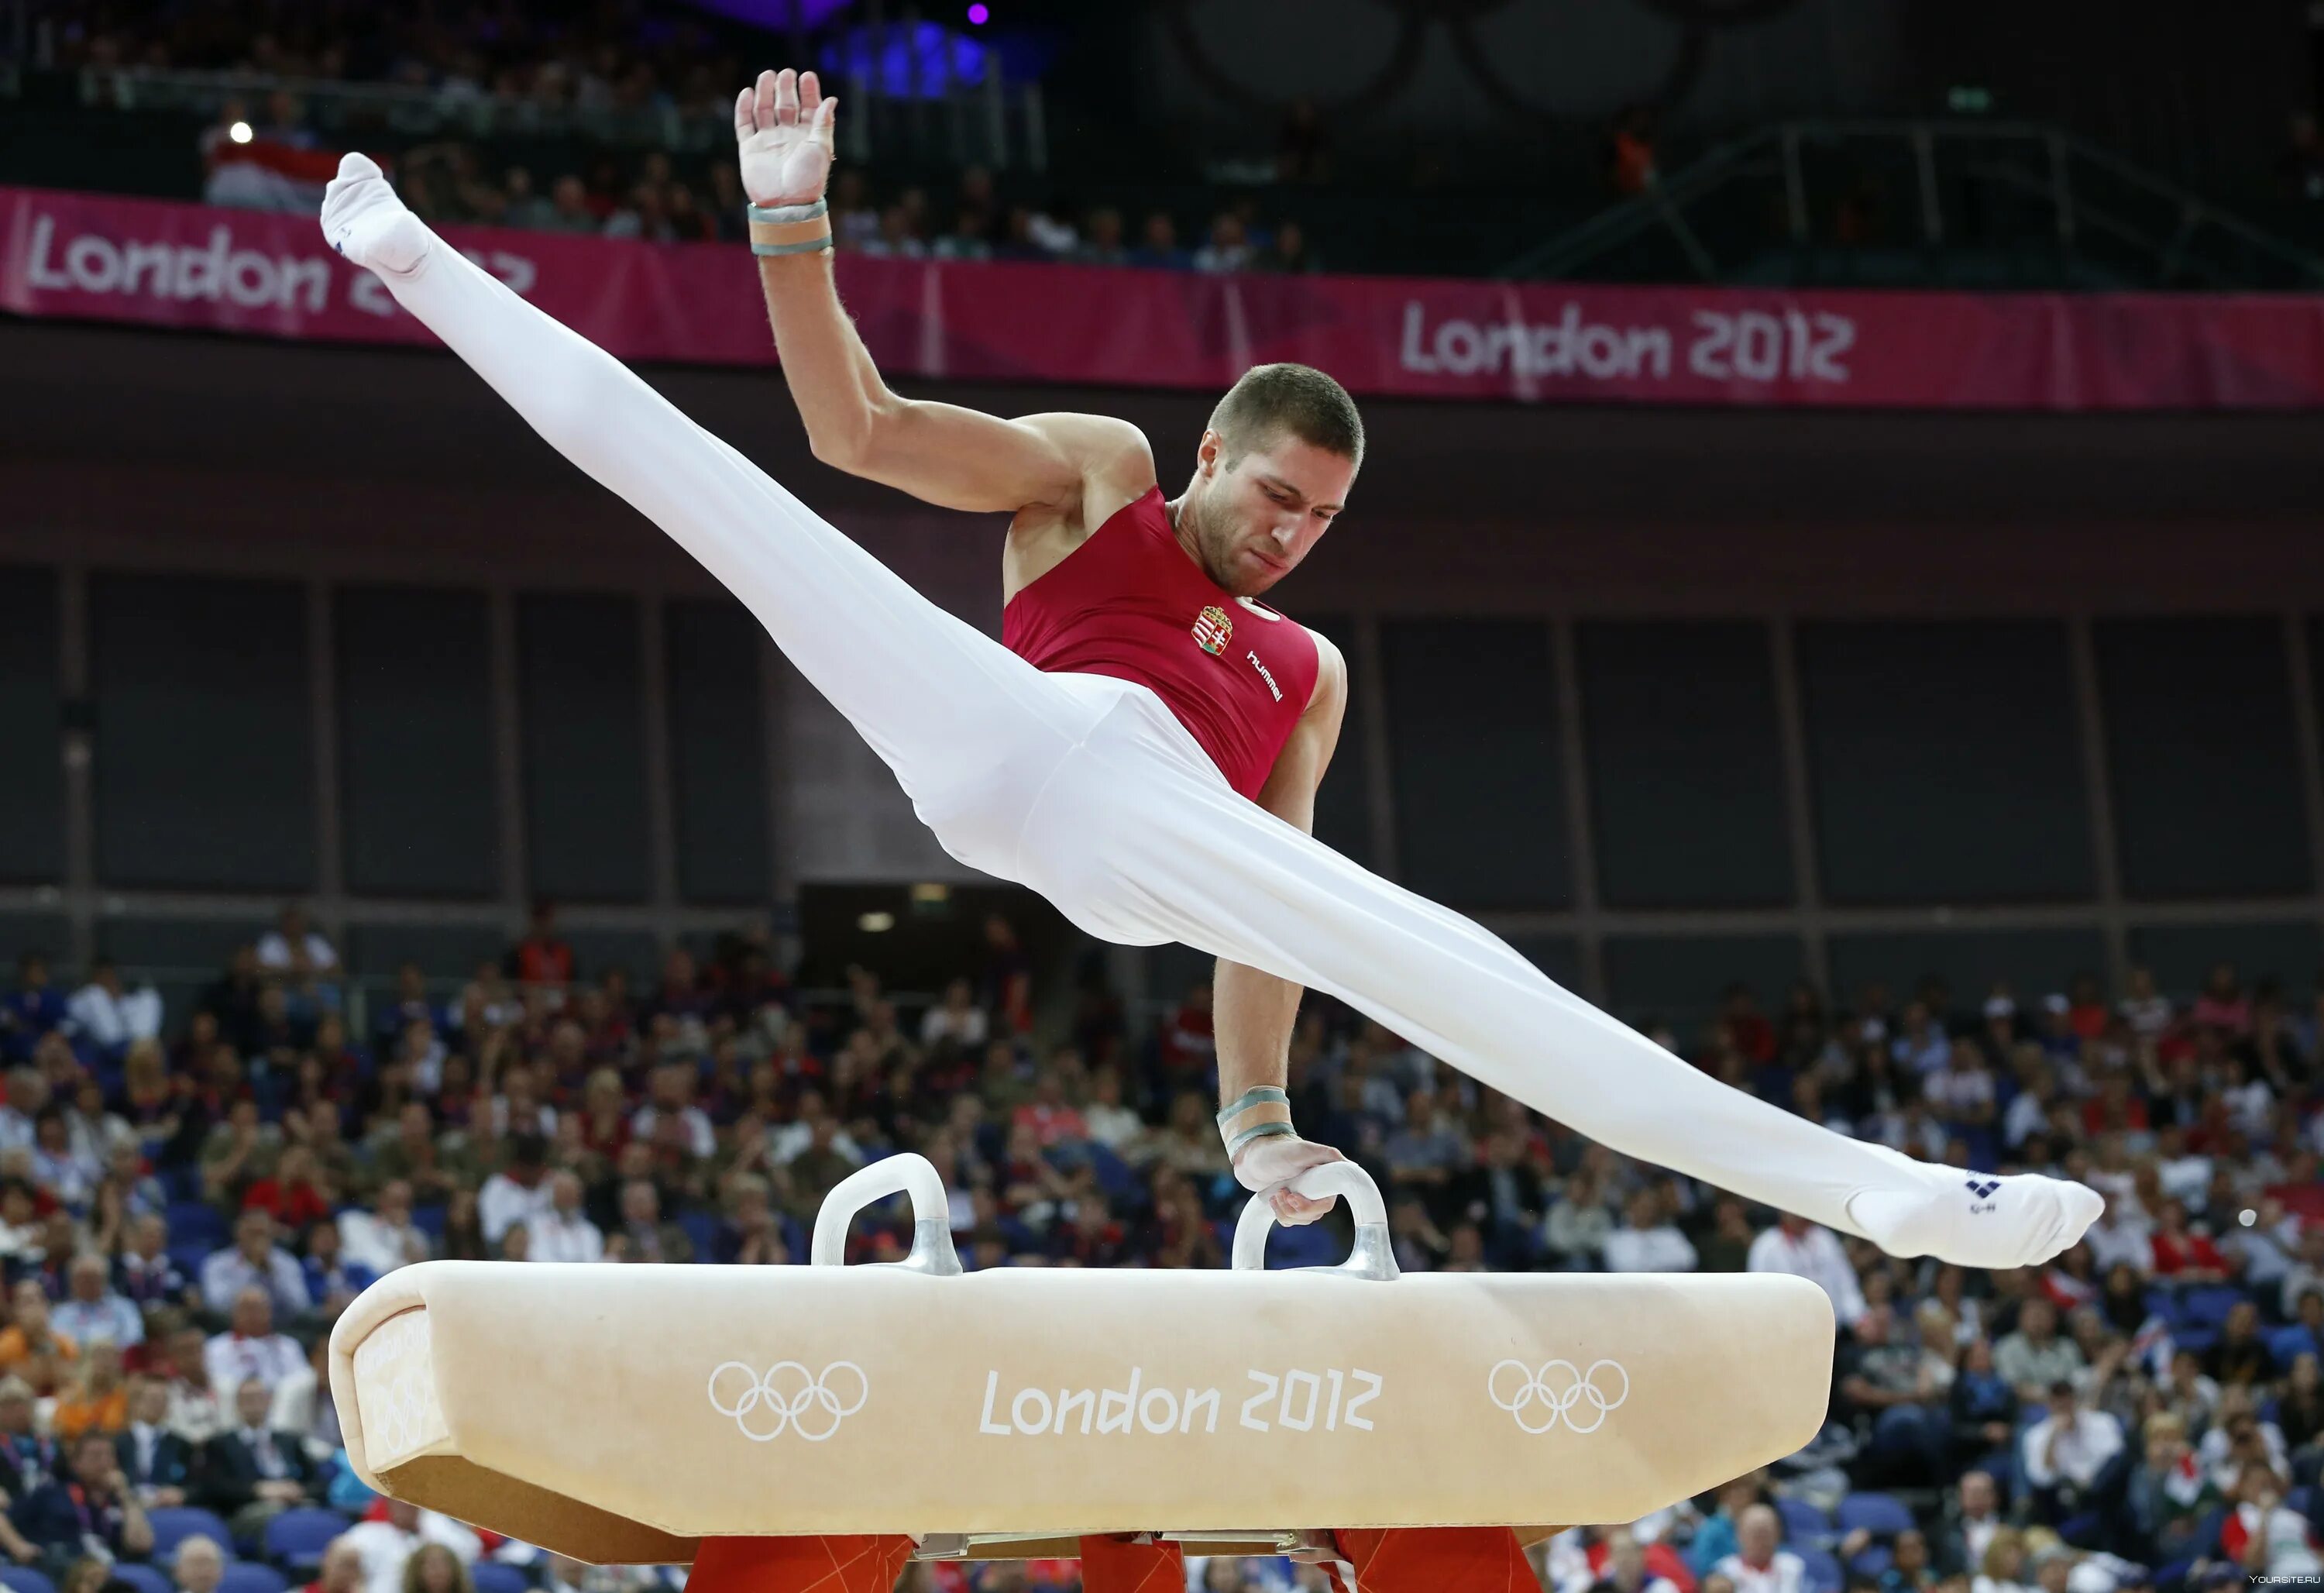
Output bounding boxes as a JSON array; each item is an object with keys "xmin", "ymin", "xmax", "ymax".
[
  {"xmin": 319, "ymin": 152, "xmax": 434, "ymax": 277},
  {"xmin": 1846, "ymin": 1147, "xmax": 2105, "ymax": 1268}
]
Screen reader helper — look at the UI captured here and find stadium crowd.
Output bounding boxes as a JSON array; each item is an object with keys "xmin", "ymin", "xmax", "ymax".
[
  {"xmin": 339, "ymin": 145, "xmax": 1323, "ymax": 275},
  {"xmin": 0, "ymin": 900, "xmax": 2319, "ymax": 1593},
  {"xmin": 32, "ymin": 0, "xmax": 1331, "ymax": 272}
]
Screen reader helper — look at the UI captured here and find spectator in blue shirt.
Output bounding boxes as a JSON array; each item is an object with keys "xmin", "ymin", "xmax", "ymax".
[
  {"xmin": 1127, "ymin": 212, "xmax": 1189, "ymax": 270},
  {"xmin": 13, "ymin": 1430, "xmax": 153, "ymax": 1574},
  {"xmin": 50, "ymin": 1255, "xmax": 140, "ymax": 1350},
  {"xmin": 114, "ymin": 1213, "xmax": 194, "ymax": 1314},
  {"xmin": 0, "ymin": 1377, "xmax": 57, "ymax": 1500},
  {"xmin": 198, "ymin": 1210, "xmax": 311, "ymax": 1320},
  {"xmin": 0, "ymin": 957, "xmax": 66, "ymax": 1066},
  {"xmin": 300, "ymin": 1220, "xmax": 376, "ymax": 1317}
]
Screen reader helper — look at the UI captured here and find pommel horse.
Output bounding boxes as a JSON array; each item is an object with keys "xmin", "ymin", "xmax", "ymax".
[{"xmin": 328, "ymin": 1158, "xmax": 1834, "ymax": 1574}]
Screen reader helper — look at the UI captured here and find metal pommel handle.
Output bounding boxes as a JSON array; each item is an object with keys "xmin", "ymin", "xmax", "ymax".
[
  {"xmin": 809, "ymin": 1153, "xmax": 963, "ymax": 1275},
  {"xmin": 1231, "ymin": 1160, "xmax": 1399, "ymax": 1280}
]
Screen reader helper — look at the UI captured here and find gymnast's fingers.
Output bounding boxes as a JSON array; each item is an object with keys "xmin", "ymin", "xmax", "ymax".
[
  {"xmin": 734, "ymin": 87, "xmax": 755, "ymax": 142},
  {"xmin": 753, "ymin": 69, "xmax": 777, "ymax": 133},
  {"xmin": 1271, "ymin": 1188, "xmax": 1335, "ymax": 1226},
  {"xmin": 775, "ymin": 67, "xmax": 800, "ymax": 126}
]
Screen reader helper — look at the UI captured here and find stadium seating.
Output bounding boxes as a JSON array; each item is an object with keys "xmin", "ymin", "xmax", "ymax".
[
  {"xmin": 147, "ymin": 1507, "xmax": 237, "ymax": 1561},
  {"xmin": 263, "ymin": 1507, "xmax": 352, "ymax": 1572}
]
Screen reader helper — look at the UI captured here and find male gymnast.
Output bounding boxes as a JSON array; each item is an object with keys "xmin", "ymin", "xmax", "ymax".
[
  {"xmin": 318, "ymin": 66, "xmax": 2102, "ymax": 1593},
  {"xmin": 318, "ymin": 68, "xmax": 2098, "ymax": 1266}
]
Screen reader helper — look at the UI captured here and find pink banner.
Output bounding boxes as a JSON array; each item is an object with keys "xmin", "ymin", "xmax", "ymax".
[{"xmin": 10, "ymin": 184, "xmax": 2324, "ymax": 410}]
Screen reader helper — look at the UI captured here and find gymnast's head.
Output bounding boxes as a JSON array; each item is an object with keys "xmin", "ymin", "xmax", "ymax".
[{"xmin": 1181, "ymin": 363, "xmax": 1363, "ymax": 597}]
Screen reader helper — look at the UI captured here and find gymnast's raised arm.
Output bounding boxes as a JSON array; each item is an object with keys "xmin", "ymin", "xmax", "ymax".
[{"xmin": 737, "ymin": 68, "xmax": 1153, "ymax": 525}]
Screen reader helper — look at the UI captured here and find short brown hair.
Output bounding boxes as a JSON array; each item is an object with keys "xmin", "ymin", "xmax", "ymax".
[{"xmin": 1207, "ymin": 363, "xmax": 1363, "ymax": 471}]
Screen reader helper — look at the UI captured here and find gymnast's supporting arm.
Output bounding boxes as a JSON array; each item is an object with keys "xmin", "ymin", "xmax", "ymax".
[{"xmin": 1217, "ymin": 636, "xmax": 1354, "ymax": 1226}]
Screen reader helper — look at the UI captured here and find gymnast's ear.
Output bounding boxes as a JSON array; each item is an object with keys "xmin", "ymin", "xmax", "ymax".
[{"xmin": 1195, "ymin": 429, "xmax": 1226, "ymax": 477}]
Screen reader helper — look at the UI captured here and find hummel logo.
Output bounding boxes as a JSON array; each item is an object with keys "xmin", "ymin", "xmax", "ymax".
[{"xmin": 1965, "ymin": 1178, "xmax": 2002, "ymax": 1200}]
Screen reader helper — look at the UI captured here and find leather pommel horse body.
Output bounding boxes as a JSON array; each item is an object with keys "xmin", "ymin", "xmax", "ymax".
[{"xmin": 330, "ymin": 1158, "xmax": 1834, "ymax": 1565}]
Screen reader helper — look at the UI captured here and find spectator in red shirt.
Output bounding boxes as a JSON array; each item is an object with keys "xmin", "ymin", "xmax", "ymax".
[
  {"xmin": 1720, "ymin": 984, "xmax": 1777, "ymax": 1067},
  {"xmin": 2148, "ymin": 1199, "xmax": 2230, "ymax": 1282},
  {"xmin": 2081, "ymin": 1073, "xmax": 2150, "ymax": 1137},
  {"xmin": 2194, "ymin": 962, "xmax": 2252, "ymax": 1035},
  {"xmin": 2267, "ymin": 1151, "xmax": 2324, "ymax": 1227},
  {"xmin": 1012, "ymin": 1068, "xmax": 1088, "ymax": 1150},
  {"xmin": 1156, "ymin": 983, "xmax": 1215, "ymax": 1084},
  {"xmin": 2066, "ymin": 974, "xmax": 2109, "ymax": 1042},
  {"xmin": 998, "ymin": 1122, "xmax": 1067, "ymax": 1222},
  {"xmin": 240, "ymin": 1146, "xmax": 331, "ymax": 1231},
  {"xmin": 982, "ymin": 915, "xmax": 1033, "ymax": 1036},
  {"xmin": 576, "ymin": 1068, "xmax": 633, "ymax": 1163},
  {"xmin": 508, "ymin": 901, "xmax": 575, "ymax": 990},
  {"xmin": 1051, "ymin": 1191, "xmax": 1126, "ymax": 1268}
]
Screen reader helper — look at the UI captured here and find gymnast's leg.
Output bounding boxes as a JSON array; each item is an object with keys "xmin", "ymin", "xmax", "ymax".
[
  {"xmin": 1016, "ymin": 694, "xmax": 2102, "ymax": 1271},
  {"xmin": 317, "ymin": 154, "xmax": 1090, "ymax": 871}
]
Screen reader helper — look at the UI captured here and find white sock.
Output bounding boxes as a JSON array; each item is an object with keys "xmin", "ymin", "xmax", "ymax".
[{"xmin": 1846, "ymin": 1144, "xmax": 2106, "ymax": 1268}]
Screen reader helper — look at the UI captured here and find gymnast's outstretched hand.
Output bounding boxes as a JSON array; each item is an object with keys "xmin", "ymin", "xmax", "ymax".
[
  {"xmin": 1235, "ymin": 1133, "xmax": 1348, "ymax": 1227},
  {"xmin": 734, "ymin": 67, "xmax": 837, "ymax": 208}
]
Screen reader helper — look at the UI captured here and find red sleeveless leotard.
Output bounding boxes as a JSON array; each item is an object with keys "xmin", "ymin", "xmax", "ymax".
[{"xmin": 1002, "ymin": 487, "xmax": 1319, "ymax": 800}]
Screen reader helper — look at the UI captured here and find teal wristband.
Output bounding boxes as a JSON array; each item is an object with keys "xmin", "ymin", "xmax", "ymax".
[
  {"xmin": 1216, "ymin": 1086, "xmax": 1290, "ymax": 1130},
  {"xmin": 747, "ymin": 200, "xmax": 828, "ymax": 223},
  {"xmin": 1226, "ymin": 1121, "xmax": 1296, "ymax": 1158}
]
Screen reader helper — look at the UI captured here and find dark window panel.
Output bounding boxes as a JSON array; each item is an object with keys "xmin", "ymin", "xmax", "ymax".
[
  {"xmin": 1580, "ymin": 622, "xmax": 1792, "ymax": 909},
  {"xmin": 1302, "ymin": 614, "xmax": 1374, "ymax": 871},
  {"xmin": 0, "ymin": 571, "xmax": 63, "ymax": 885},
  {"xmin": 344, "ymin": 923, "xmax": 508, "ymax": 984},
  {"xmin": 1381, "ymin": 620, "xmax": 1568, "ymax": 910},
  {"xmin": 337, "ymin": 587, "xmax": 497, "ymax": 898},
  {"xmin": 1829, "ymin": 929, "xmax": 2110, "ymax": 1020},
  {"xmin": 1800, "ymin": 621, "xmax": 2092, "ymax": 905},
  {"xmin": 0, "ymin": 917, "xmax": 70, "ymax": 974},
  {"xmin": 1508, "ymin": 936, "xmax": 1586, "ymax": 996},
  {"xmin": 92, "ymin": 576, "xmax": 314, "ymax": 891},
  {"xmin": 562, "ymin": 929, "xmax": 665, "ymax": 986},
  {"xmin": 666, "ymin": 599, "xmax": 772, "ymax": 906},
  {"xmin": 2128, "ymin": 922, "xmax": 2322, "ymax": 1004},
  {"xmin": 2100, "ymin": 618, "xmax": 2311, "ymax": 899},
  {"xmin": 517, "ymin": 594, "xmax": 651, "ymax": 903},
  {"xmin": 1603, "ymin": 935, "xmax": 1807, "ymax": 1044}
]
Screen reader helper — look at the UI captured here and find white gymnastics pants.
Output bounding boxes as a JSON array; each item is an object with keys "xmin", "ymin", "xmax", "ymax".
[{"xmin": 384, "ymin": 239, "xmax": 1934, "ymax": 1241}]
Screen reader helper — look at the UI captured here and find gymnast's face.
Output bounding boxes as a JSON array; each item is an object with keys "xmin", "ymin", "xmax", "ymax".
[{"xmin": 1183, "ymin": 431, "xmax": 1354, "ymax": 597}]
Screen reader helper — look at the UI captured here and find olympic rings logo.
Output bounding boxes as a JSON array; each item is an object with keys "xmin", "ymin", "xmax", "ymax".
[
  {"xmin": 706, "ymin": 1360, "xmax": 869, "ymax": 1442},
  {"xmin": 1487, "ymin": 1358, "xmax": 1629, "ymax": 1434}
]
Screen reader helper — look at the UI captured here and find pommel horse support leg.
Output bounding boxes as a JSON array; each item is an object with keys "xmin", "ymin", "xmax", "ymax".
[{"xmin": 330, "ymin": 1158, "xmax": 1834, "ymax": 1589}]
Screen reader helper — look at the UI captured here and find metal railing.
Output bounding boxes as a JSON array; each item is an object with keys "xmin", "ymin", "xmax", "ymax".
[
  {"xmin": 80, "ymin": 965, "xmax": 939, "ymax": 1048},
  {"xmin": 1502, "ymin": 119, "xmax": 2324, "ymax": 291},
  {"xmin": 67, "ymin": 55, "xmax": 1047, "ymax": 172},
  {"xmin": 54, "ymin": 965, "xmax": 1181, "ymax": 1050}
]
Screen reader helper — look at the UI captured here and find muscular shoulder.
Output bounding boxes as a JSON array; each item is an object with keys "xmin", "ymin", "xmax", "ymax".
[
  {"xmin": 1015, "ymin": 413, "xmax": 1156, "ymax": 507},
  {"xmin": 1002, "ymin": 415, "xmax": 1158, "ymax": 592},
  {"xmin": 1304, "ymin": 628, "xmax": 1348, "ymax": 715}
]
